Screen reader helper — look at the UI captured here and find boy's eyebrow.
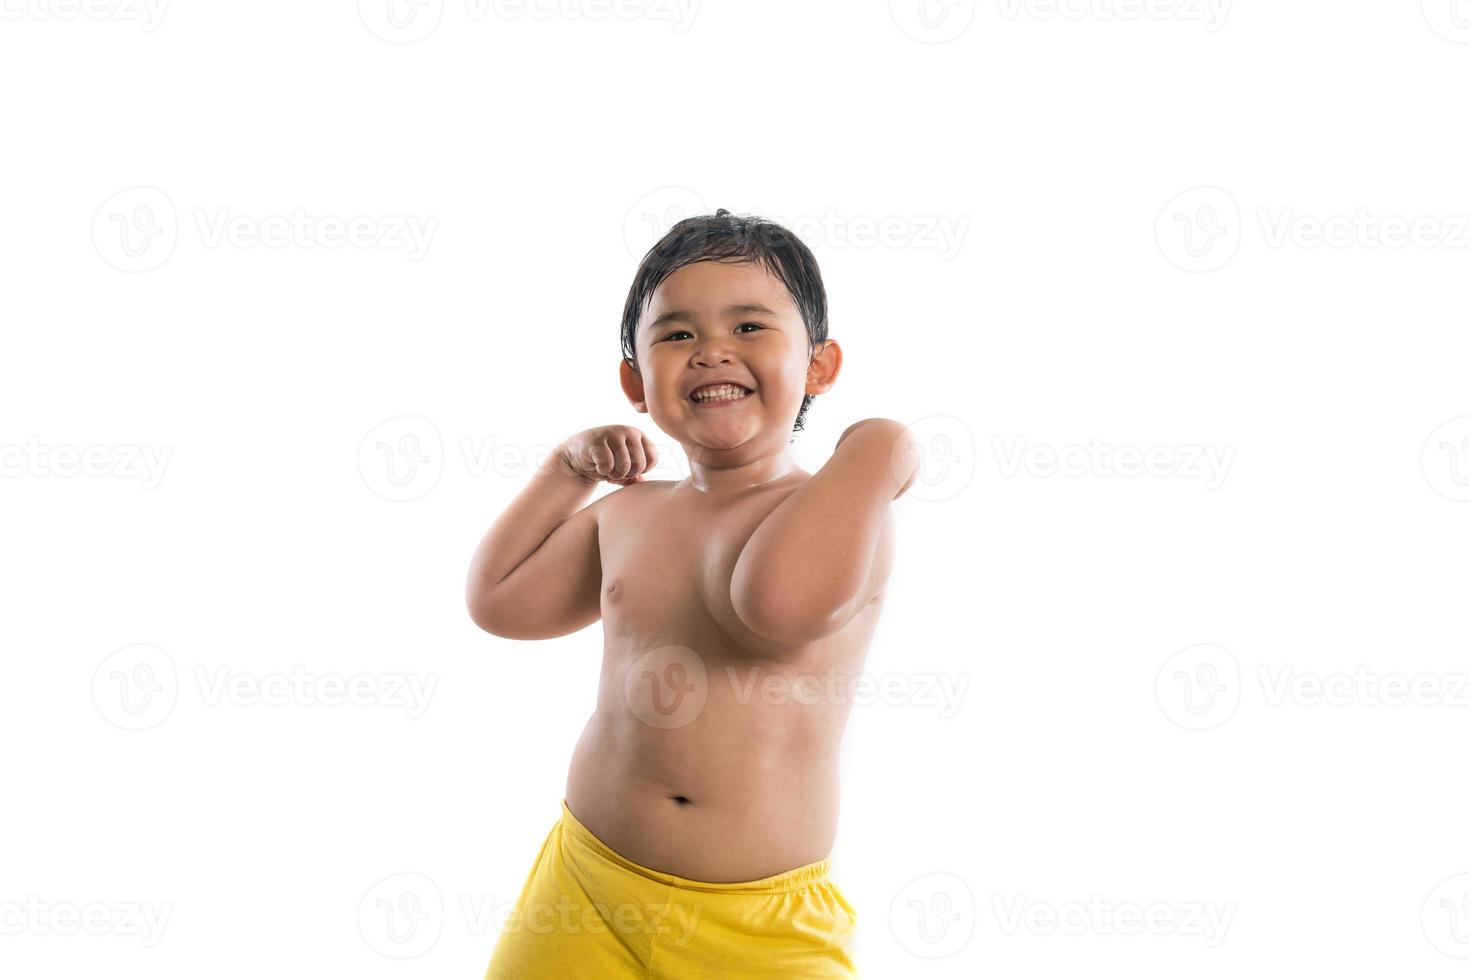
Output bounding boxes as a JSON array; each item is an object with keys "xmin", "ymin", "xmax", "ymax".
[{"xmin": 647, "ymin": 303, "xmax": 779, "ymax": 330}]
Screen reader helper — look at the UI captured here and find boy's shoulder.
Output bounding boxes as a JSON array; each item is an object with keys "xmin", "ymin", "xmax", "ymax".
[
  {"xmin": 592, "ymin": 478, "xmax": 676, "ymax": 515},
  {"xmin": 586, "ymin": 480, "xmax": 676, "ymax": 546},
  {"xmin": 615, "ymin": 478, "xmax": 678, "ymax": 494}
]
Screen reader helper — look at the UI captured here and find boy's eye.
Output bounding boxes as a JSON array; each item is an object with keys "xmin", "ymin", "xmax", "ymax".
[{"xmin": 660, "ymin": 323, "xmax": 763, "ymax": 342}]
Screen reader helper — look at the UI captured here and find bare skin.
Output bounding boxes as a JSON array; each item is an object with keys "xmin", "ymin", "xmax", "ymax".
[
  {"xmin": 466, "ymin": 259, "xmax": 919, "ymax": 882},
  {"xmin": 562, "ymin": 474, "xmax": 889, "ymax": 881}
]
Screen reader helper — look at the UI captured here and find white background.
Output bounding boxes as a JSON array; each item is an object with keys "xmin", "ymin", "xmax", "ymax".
[{"xmin": 4, "ymin": 1, "xmax": 1469, "ymax": 977}]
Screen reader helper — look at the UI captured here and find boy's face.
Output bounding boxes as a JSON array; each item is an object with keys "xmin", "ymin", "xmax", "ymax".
[{"xmin": 622, "ymin": 259, "xmax": 839, "ymax": 453}]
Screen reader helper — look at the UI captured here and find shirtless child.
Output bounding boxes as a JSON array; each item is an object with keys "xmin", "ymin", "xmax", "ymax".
[{"xmin": 467, "ymin": 209, "xmax": 919, "ymax": 978}]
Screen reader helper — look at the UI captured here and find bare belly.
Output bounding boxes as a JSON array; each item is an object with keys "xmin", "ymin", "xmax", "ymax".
[
  {"xmin": 561, "ymin": 478, "xmax": 889, "ymax": 882},
  {"xmin": 563, "ymin": 659, "xmax": 849, "ymax": 882}
]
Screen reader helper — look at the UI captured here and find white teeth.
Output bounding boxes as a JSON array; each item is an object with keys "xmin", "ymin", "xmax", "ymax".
[{"xmin": 691, "ymin": 384, "xmax": 750, "ymax": 403}]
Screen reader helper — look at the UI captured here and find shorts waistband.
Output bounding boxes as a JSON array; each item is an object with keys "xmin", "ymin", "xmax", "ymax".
[{"xmin": 558, "ymin": 799, "xmax": 832, "ymax": 895}]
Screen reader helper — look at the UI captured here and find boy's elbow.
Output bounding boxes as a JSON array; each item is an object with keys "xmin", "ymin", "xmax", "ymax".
[
  {"xmin": 466, "ymin": 584, "xmax": 503, "ymax": 637},
  {"xmin": 466, "ymin": 599, "xmax": 494, "ymax": 635},
  {"xmin": 732, "ymin": 590, "xmax": 846, "ymax": 645}
]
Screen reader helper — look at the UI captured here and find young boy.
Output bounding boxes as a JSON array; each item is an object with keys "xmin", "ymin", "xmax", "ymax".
[{"xmin": 466, "ymin": 209, "xmax": 918, "ymax": 978}]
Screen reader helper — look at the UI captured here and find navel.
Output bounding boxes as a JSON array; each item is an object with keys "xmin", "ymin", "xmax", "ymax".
[{"xmin": 669, "ymin": 794, "xmax": 692, "ymax": 806}]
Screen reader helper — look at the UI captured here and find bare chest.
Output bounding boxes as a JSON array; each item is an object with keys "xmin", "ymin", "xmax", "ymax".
[{"xmin": 597, "ymin": 484, "xmax": 792, "ymax": 655}]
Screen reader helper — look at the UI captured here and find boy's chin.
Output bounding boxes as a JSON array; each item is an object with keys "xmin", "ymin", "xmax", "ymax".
[
  {"xmin": 683, "ymin": 428, "xmax": 753, "ymax": 449},
  {"xmin": 671, "ymin": 420, "xmax": 761, "ymax": 453}
]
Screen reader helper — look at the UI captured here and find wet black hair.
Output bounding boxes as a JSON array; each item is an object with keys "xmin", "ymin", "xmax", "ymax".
[{"xmin": 621, "ymin": 208, "xmax": 829, "ymax": 435}]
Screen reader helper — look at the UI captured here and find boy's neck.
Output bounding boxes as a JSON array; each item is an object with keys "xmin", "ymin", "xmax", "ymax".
[{"xmin": 679, "ymin": 450, "xmax": 800, "ymax": 496}]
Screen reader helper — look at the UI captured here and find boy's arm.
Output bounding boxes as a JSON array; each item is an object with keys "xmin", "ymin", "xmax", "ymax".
[
  {"xmin": 730, "ymin": 418, "xmax": 919, "ymax": 645},
  {"xmin": 465, "ymin": 454, "xmax": 606, "ymax": 641}
]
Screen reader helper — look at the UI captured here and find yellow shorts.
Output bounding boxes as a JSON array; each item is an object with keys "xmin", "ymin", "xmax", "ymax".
[{"xmin": 484, "ymin": 799, "xmax": 859, "ymax": 979}]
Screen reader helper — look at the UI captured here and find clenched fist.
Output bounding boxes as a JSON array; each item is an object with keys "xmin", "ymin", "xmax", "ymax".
[{"xmin": 555, "ymin": 425, "xmax": 658, "ymax": 487}]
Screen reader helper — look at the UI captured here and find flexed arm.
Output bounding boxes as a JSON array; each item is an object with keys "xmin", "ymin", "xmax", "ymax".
[
  {"xmin": 465, "ymin": 425, "xmax": 656, "ymax": 640},
  {"xmin": 730, "ymin": 418, "xmax": 919, "ymax": 645}
]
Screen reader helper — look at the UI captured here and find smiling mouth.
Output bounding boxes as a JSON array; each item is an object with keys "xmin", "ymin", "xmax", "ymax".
[{"xmin": 689, "ymin": 386, "xmax": 754, "ymax": 406}]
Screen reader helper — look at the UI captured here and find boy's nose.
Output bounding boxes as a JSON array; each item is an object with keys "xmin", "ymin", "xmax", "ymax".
[{"xmin": 693, "ymin": 347, "xmax": 734, "ymax": 366}]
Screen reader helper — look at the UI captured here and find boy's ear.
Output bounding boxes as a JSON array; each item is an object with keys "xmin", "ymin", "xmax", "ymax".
[
  {"xmin": 805, "ymin": 338, "xmax": 842, "ymax": 396},
  {"xmin": 620, "ymin": 358, "xmax": 648, "ymax": 413}
]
